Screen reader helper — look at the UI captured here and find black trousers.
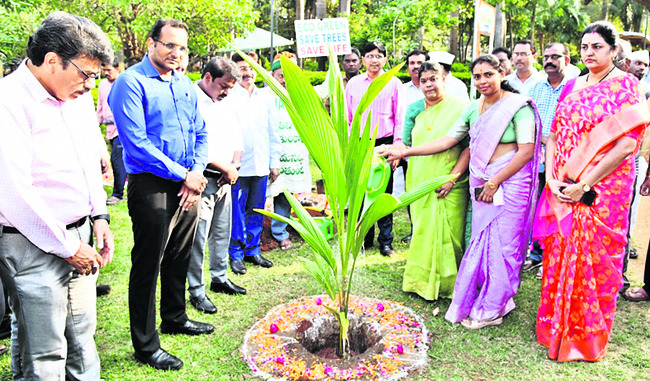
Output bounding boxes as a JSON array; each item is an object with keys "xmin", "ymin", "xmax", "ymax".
[
  {"xmin": 127, "ymin": 173, "xmax": 200, "ymax": 355},
  {"xmin": 365, "ymin": 136, "xmax": 396, "ymax": 247}
]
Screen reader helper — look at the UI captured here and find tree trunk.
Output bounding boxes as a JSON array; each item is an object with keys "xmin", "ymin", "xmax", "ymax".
[
  {"xmin": 632, "ymin": 3, "xmax": 643, "ymax": 32},
  {"xmin": 419, "ymin": 26, "xmax": 425, "ymax": 50},
  {"xmin": 316, "ymin": 0, "xmax": 327, "ymax": 71},
  {"xmin": 494, "ymin": 2, "xmax": 506, "ymax": 48},
  {"xmin": 113, "ymin": 3, "xmax": 145, "ymax": 66},
  {"xmin": 338, "ymin": 0, "xmax": 350, "ymax": 15},
  {"xmin": 530, "ymin": 2, "xmax": 536, "ymax": 47},
  {"xmin": 296, "ymin": 0, "xmax": 305, "ymax": 67},
  {"xmin": 601, "ymin": 0, "xmax": 609, "ymax": 21},
  {"xmin": 507, "ymin": 12, "xmax": 513, "ymax": 50},
  {"xmin": 296, "ymin": 0, "xmax": 305, "ymax": 20},
  {"xmin": 450, "ymin": 9, "xmax": 460, "ymax": 58}
]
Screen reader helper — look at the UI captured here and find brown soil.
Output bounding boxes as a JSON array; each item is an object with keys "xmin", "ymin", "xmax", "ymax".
[
  {"xmin": 260, "ymin": 207, "xmax": 332, "ymax": 252},
  {"xmin": 288, "ymin": 314, "xmax": 384, "ymax": 367}
]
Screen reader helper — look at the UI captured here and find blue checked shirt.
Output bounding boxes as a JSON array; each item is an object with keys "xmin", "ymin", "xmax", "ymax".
[{"xmin": 526, "ymin": 76, "xmax": 569, "ymax": 139}]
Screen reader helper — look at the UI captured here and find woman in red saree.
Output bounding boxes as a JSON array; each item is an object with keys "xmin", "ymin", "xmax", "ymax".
[{"xmin": 533, "ymin": 21, "xmax": 650, "ymax": 362}]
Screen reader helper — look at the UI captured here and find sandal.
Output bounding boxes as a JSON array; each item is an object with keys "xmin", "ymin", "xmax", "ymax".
[
  {"xmin": 623, "ymin": 287, "xmax": 650, "ymax": 302},
  {"xmin": 460, "ymin": 317, "xmax": 503, "ymax": 330},
  {"xmin": 279, "ymin": 239, "xmax": 293, "ymax": 251}
]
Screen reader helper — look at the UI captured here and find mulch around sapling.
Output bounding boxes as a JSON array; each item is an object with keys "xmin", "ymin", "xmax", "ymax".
[{"xmin": 241, "ymin": 295, "xmax": 429, "ymax": 380}]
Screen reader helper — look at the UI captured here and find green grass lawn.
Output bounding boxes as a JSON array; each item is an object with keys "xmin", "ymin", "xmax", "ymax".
[{"xmin": 0, "ymin": 188, "xmax": 648, "ymax": 380}]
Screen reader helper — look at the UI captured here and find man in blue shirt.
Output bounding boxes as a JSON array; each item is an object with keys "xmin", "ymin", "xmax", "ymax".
[
  {"xmin": 108, "ymin": 18, "xmax": 212, "ymax": 371},
  {"xmin": 524, "ymin": 42, "xmax": 571, "ymax": 275}
]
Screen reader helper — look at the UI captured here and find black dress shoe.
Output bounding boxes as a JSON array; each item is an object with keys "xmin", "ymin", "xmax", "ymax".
[
  {"xmin": 379, "ymin": 244, "xmax": 394, "ymax": 257},
  {"xmin": 244, "ymin": 254, "xmax": 273, "ymax": 268},
  {"xmin": 400, "ymin": 234, "xmax": 412, "ymax": 244},
  {"xmin": 96, "ymin": 284, "xmax": 111, "ymax": 297},
  {"xmin": 629, "ymin": 247, "xmax": 639, "ymax": 259},
  {"xmin": 189, "ymin": 295, "xmax": 217, "ymax": 314},
  {"xmin": 211, "ymin": 279, "xmax": 246, "ymax": 295},
  {"xmin": 160, "ymin": 320, "xmax": 214, "ymax": 336},
  {"xmin": 134, "ymin": 348, "xmax": 183, "ymax": 371},
  {"xmin": 0, "ymin": 314, "xmax": 11, "ymax": 340},
  {"xmin": 230, "ymin": 259, "xmax": 247, "ymax": 275}
]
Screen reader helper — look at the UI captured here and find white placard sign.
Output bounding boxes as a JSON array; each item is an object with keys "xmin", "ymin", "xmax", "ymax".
[{"xmin": 294, "ymin": 18, "xmax": 351, "ymax": 58}]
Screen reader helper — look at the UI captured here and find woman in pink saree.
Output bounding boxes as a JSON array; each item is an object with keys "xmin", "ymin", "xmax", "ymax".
[{"xmin": 533, "ymin": 21, "xmax": 650, "ymax": 362}]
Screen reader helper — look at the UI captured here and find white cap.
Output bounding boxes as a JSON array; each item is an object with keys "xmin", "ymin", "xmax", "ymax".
[
  {"xmin": 428, "ymin": 51, "xmax": 455, "ymax": 66},
  {"xmin": 629, "ymin": 50, "xmax": 649, "ymax": 64}
]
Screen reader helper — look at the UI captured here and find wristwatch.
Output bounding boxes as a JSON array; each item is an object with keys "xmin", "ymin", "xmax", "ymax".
[
  {"xmin": 91, "ymin": 214, "xmax": 110, "ymax": 225},
  {"xmin": 580, "ymin": 180, "xmax": 591, "ymax": 192},
  {"xmin": 487, "ymin": 180, "xmax": 497, "ymax": 190}
]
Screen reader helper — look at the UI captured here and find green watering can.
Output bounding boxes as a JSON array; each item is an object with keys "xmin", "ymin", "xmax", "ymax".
[
  {"xmin": 290, "ymin": 206, "xmax": 334, "ymax": 241},
  {"xmin": 364, "ymin": 155, "xmax": 391, "ymax": 212}
]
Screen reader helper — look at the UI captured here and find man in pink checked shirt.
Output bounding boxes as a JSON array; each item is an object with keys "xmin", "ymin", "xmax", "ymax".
[
  {"xmin": 0, "ymin": 12, "xmax": 114, "ymax": 380},
  {"xmin": 345, "ymin": 41, "xmax": 406, "ymax": 257},
  {"xmin": 97, "ymin": 58, "xmax": 126, "ymax": 206}
]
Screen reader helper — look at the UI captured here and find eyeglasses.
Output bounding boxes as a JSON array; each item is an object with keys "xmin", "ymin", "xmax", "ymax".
[
  {"xmin": 543, "ymin": 54, "xmax": 564, "ymax": 61},
  {"xmin": 69, "ymin": 60, "xmax": 100, "ymax": 81},
  {"xmin": 364, "ymin": 54, "xmax": 385, "ymax": 60},
  {"xmin": 513, "ymin": 52, "xmax": 532, "ymax": 57},
  {"xmin": 154, "ymin": 39, "xmax": 188, "ymax": 53}
]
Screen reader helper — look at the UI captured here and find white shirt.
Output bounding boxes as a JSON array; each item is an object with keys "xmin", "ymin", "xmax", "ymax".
[
  {"xmin": 195, "ymin": 83, "xmax": 243, "ymax": 165},
  {"xmin": 504, "ymin": 68, "xmax": 545, "ymax": 95},
  {"xmin": 564, "ymin": 64, "xmax": 581, "ymax": 80},
  {"xmin": 403, "ymin": 80, "xmax": 424, "ymax": 107},
  {"xmin": 445, "ymin": 74, "xmax": 470, "ymax": 101},
  {"xmin": 229, "ymin": 83, "xmax": 281, "ymax": 177},
  {"xmin": 0, "ymin": 62, "xmax": 108, "ymax": 258}
]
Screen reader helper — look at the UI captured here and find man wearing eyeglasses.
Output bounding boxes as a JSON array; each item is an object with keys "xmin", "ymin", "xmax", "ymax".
[
  {"xmin": 345, "ymin": 41, "xmax": 406, "ymax": 257},
  {"xmin": 523, "ymin": 42, "xmax": 572, "ymax": 278},
  {"xmin": 0, "ymin": 11, "xmax": 114, "ymax": 379},
  {"xmin": 504, "ymin": 39, "xmax": 544, "ymax": 94},
  {"xmin": 109, "ymin": 18, "xmax": 211, "ymax": 371}
]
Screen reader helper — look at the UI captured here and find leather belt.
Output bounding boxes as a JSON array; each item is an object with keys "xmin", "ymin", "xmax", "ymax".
[
  {"xmin": 1, "ymin": 216, "xmax": 88, "ymax": 235},
  {"xmin": 203, "ymin": 169, "xmax": 222, "ymax": 178}
]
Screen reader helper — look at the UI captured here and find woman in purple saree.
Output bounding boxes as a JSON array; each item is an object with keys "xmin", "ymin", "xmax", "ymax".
[{"xmin": 382, "ymin": 55, "xmax": 542, "ymax": 329}]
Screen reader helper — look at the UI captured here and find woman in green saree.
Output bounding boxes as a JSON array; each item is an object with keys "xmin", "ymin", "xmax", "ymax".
[{"xmin": 385, "ymin": 62, "xmax": 470, "ymax": 300}]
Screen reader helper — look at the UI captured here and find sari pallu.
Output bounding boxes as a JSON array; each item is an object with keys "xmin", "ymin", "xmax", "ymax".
[
  {"xmin": 403, "ymin": 96, "xmax": 468, "ymax": 300},
  {"xmin": 445, "ymin": 94, "xmax": 542, "ymax": 323},
  {"xmin": 533, "ymin": 75, "xmax": 649, "ymax": 362}
]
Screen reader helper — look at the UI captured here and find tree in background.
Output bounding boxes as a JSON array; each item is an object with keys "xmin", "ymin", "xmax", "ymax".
[
  {"xmin": 0, "ymin": 0, "xmax": 45, "ymax": 73},
  {"xmin": 4, "ymin": 0, "xmax": 257, "ymax": 66}
]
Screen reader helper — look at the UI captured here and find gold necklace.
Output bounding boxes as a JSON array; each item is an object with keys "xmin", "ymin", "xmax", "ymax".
[
  {"xmin": 479, "ymin": 89, "xmax": 504, "ymax": 115},
  {"xmin": 425, "ymin": 98, "xmax": 445, "ymax": 131}
]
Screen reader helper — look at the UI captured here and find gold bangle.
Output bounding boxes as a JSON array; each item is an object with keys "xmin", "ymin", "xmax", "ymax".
[{"xmin": 488, "ymin": 180, "xmax": 497, "ymax": 190}]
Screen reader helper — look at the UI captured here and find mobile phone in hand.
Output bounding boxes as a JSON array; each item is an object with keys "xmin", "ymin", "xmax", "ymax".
[{"xmin": 474, "ymin": 187, "xmax": 484, "ymax": 199}]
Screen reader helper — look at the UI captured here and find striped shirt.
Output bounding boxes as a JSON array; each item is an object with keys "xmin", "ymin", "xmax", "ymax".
[{"xmin": 345, "ymin": 72, "xmax": 406, "ymax": 143}]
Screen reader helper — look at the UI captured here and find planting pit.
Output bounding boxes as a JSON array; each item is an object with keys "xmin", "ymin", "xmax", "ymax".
[{"xmin": 241, "ymin": 295, "xmax": 429, "ymax": 380}]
